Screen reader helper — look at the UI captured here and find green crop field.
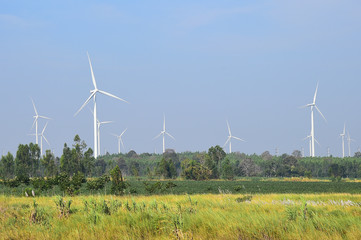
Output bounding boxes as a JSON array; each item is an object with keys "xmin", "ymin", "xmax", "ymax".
[
  {"xmin": 1, "ymin": 193, "xmax": 361, "ymax": 239},
  {"xmin": 1, "ymin": 178, "xmax": 361, "ymax": 196}
]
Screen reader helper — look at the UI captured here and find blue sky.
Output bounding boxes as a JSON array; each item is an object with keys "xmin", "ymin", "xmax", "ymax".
[{"xmin": 1, "ymin": 0, "xmax": 361, "ymax": 157}]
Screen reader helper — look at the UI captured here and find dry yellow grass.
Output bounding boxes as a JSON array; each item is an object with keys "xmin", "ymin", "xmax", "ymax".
[{"xmin": 1, "ymin": 193, "xmax": 361, "ymax": 239}]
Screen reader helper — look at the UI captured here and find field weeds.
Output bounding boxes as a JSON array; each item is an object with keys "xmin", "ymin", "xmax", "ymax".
[{"xmin": 1, "ymin": 193, "xmax": 361, "ymax": 239}]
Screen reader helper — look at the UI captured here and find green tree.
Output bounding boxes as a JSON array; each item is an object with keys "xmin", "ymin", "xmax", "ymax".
[
  {"xmin": 15, "ymin": 144, "xmax": 32, "ymax": 181},
  {"xmin": 29, "ymin": 143, "xmax": 41, "ymax": 177},
  {"xmin": 82, "ymin": 148, "xmax": 95, "ymax": 176},
  {"xmin": 41, "ymin": 150, "xmax": 57, "ymax": 177},
  {"xmin": 0, "ymin": 152, "xmax": 15, "ymax": 180},
  {"xmin": 221, "ymin": 158, "xmax": 234, "ymax": 180},
  {"xmin": 60, "ymin": 143, "xmax": 72, "ymax": 175},
  {"xmin": 206, "ymin": 145, "xmax": 226, "ymax": 178},
  {"xmin": 156, "ymin": 158, "xmax": 177, "ymax": 179},
  {"xmin": 181, "ymin": 159, "xmax": 211, "ymax": 180}
]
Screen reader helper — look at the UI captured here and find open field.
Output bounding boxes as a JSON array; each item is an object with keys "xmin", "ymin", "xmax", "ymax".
[
  {"xmin": 1, "ymin": 178, "xmax": 361, "ymax": 196},
  {"xmin": 1, "ymin": 193, "xmax": 361, "ymax": 239}
]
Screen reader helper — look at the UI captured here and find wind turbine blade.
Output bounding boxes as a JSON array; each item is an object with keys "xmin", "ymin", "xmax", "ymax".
[
  {"xmin": 343, "ymin": 123, "xmax": 346, "ymax": 135},
  {"xmin": 42, "ymin": 122, "xmax": 48, "ymax": 134},
  {"xmin": 226, "ymin": 120, "xmax": 231, "ymax": 136},
  {"xmin": 232, "ymin": 136, "xmax": 245, "ymax": 142},
  {"xmin": 153, "ymin": 132, "xmax": 162, "ymax": 140},
  {"xmin": 223, "ymin": 137, "xmax": 231, "ymax": 147},
  {"xmin": 165, "ymin": 132, "xmax": 175, "ymax": 140},
  {"xmin": 39, "ymin": 115, "xmax": 51, "ymax": 120},
  {"xmin": 74, "ymin": 92, "xmax": 96, "ymax": 116},
  {"xmin": 43, "ymin": 135, "xmax": 50, "ymax": 146},
  {"xmin": 314, "ymin": 138, "xmax": 321, "ymax": 146},
  {"xmin": 299, "ymin": 104, "xmax": 312, "ymax": 109},
  {"xmin": 314, "ymin": 105, "xmax": 327, "ymax": 122},
  {"xmin": 110, "ymin": 133, "xmax": 119, "ymax": 137},
  {"xmin": 98, "ymin": 90, "xmax": 128, "ymax": 103},
  {"xmin": 120, "ymin": 128, "xmax": 127, "ymax": 136},
  {"xmin": 313, "ymin": 82, "xmax": 319, "ymax": 104},
  {"xmin": 31, "ymin": 98, "xmax": 38, "ymax": 115},
  {"xmin": 31, "ymin": 118, "xmax": 37, "ymax": 129},
  {"xmin": 302, "ymin": 135, "xmax": 311, "ymax": 141},
  {"xmin": 100, "ymin": 121, "xmax": 113, "ymax": 125},
  {"xmin": 87, "ymin": 52, "xmax": 97, "ymax": 90}
]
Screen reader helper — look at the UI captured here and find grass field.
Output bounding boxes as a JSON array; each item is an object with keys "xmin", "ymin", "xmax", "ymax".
[{"xmin": 1, "ymin": 193, "xmax": 361, "ymax": 239}]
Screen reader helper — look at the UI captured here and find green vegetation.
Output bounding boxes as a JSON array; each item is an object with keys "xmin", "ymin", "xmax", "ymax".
[
  {"xmin": 2, "ymin": 135, "xmax": 361, "ymax": 183},
  {"xmin": 2, "ymin": 194, "xmax": 361, "ymax": 239}
]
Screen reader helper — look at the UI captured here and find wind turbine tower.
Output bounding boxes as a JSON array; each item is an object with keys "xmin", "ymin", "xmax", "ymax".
[
  {"xmin": 97, "ymin": 119, "xmax": 113, "ymax": 156},
  {"xmin": 153, "ymin": 115, "xmax": 175, "ymax": 153},
  {"xmin": 223, "ymin": 120, "xmax": 245, "ymax": 153},
  {"xmin": 340, "ymin": 124, "xmax": 346, "ymax": 158},
  {"xmin": 74, "ymin": 53, "xmax": 128, "ymax": 158},
  {"xmin": 301, "ymin": 83, "xmax": 327, "ymax": 157},
  {"xmin": 347, "ymin": 131, "xmax": 355, "ymax": 157},
  {"xmin": 39, "ymin": 122, "xmax": 50, "ymax": 156}
]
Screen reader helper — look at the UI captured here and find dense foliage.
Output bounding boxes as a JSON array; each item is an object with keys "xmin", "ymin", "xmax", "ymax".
[{"xmin": 1, "ymin": 135, "xmax": 361, "ymax": 182}]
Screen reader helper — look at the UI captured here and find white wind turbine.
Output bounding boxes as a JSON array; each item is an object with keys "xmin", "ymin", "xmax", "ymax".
[
  {"xmin": 74, "ymin": 52, "xmax": 128, "ymax": 158},
  {"xmin": 39, "ymin": 122, "xmax": 50, "ymax": 156},
  {"xmin": 303, "ymin": 131, "xmax": 320, "ymax": 157},
  {"xmin": 153, "ymin": 115, "xmax": 175, "ymax": 153},
  {"xmin": 223, "ymin": 120, "xmax": 245, "ymax": 153},
  {"xmin": 340, "ymin": 124, "xmax": 346, "ymax": 158},
  {"xmin": 301, "ymin": 83, "xmax": 327, "ymax": 157},
  {"xmin": 111, "ymin": 128, "xmax": 127, "ymax": 154},
  {"xmin": 347, "ymin": 130, "xmax": 355, "ymax": 157},
  {"xmin": 97, "ymin": 119, "xmax": 113, "ymax": 156},
  {"xmin": 31, "ymin": 98, "xmax": 51, "ymax": 145}
]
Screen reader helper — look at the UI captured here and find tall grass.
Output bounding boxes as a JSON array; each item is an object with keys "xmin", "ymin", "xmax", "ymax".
[{"xmin": 1, "ymin": 194, "xmax": 361, "ymax": 239}]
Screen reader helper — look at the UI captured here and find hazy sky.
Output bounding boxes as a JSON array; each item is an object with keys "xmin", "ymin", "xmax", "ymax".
[{"xmin": 1, "ymin": 0, "xmax": 361, "ymax": 157}]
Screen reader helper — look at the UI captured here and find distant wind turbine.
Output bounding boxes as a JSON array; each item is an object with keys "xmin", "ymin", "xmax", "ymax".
[
  {"xmin": 97, "ymin": 120, "xmax": 113, "ymax": 156},
  {"xmin": 39, "ymin": 122, "xmax": 50, "ymax": 156},
  {"xmin": 31, "ymin": 98, "xmax": 51, "ymax": 145},
  {"xmin": 74, "ymin": 52, "xmax": 128, "ymax": 158},
  {"xmin": 303, "ymin": 131, "xmax": 320, "ymax": 157},
  {"xmin": 111, "ymin": 128, "xmax": 127, "ymax": 154},
  {"xmin": 347, "ymin": 131, "xmax": 355, "ymax": 157},
  {"xmin": 340, "ymin": 124, "xmax": 346, "ymax": 158},
  {"xmin": 301, "ymin": 82, "xmax": 327, "ymax": 157},
  {"xmin": 153, "ymin": 115, "xmax": 175, "ymax": 153},
  {"xmin": 223, "ymin": 120, "xmax": 245, "ymax": 153}
]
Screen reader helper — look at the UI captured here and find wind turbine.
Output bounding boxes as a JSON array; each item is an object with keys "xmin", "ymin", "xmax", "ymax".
[
  {"xmin": 31, "ymin": 98, "xmax": 51, "ymax": 145},
  {"xmin": 111, "ymin": 128, "xmax": 127, "ymax": 154},
  {"xmin": 301, "ymin": 82, "xmax": 327, "ymax": 157},
  {"xmin": 303, "ymin": 131, "xmax": 320, "ymax": 157},
  {"xmin": 340, "ymin": 124, "xmax": 346, "ymax": 158},
  {"xmin": 74, "ymin": 52, "xmax": 128, "ymax": 158},
  {"xmin": 97, "ymin": 119, "xmax": 113, "ymax": 156},
  {"xmin": 223, "ymin": 120, "xmax": 245, "ymax": 153},
  {"xmin": 347, "ymin": 131, "xmax": 355, "ymax": 157},
  {"xmin": 153, "ymin": 115, "xmax": 175, "ymax": 153},
  {"xmin": 39, "ymin": 122, "xmax": 50, "ymax": 156}
]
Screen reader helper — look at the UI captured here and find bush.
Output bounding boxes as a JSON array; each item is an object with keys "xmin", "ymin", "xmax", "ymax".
[{"xmin": 87, "ymin": 175, "xmax": 110, "ymax": 191}]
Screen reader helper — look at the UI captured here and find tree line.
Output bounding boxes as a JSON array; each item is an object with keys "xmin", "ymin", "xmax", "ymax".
[{"xmin": 1, "ymin": 135, "xmax": 361, "ymax": 182}]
